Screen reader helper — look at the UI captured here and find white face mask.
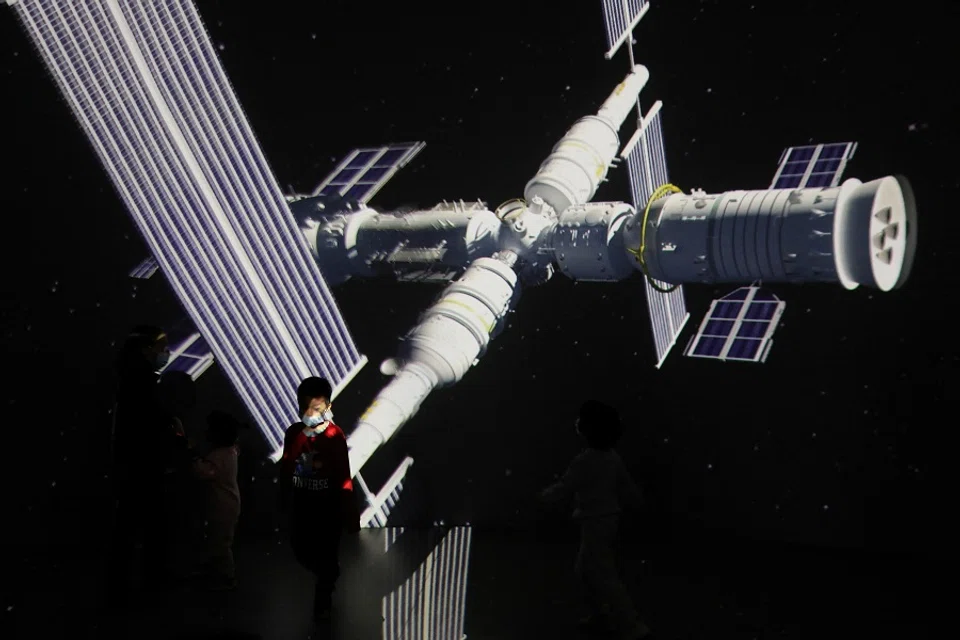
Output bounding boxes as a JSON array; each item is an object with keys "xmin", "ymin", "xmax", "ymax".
[{"xmin": 302, "ymin": 408, "xmax": 333, "ymax": 430}]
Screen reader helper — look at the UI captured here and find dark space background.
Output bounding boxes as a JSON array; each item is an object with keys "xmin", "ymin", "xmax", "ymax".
[{"xmin": 0, "ymin": 0, "xmax": 954, "ymax": 636}]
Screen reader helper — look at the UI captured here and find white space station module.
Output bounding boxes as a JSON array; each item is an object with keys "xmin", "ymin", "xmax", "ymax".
[{"xmin": 9, "ymin": 0, "xmax": 917, "ymax": 529}]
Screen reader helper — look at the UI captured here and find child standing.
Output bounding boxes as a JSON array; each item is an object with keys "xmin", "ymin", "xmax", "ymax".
[
  {"xmin": 192, "ymin": 410, "xmax": 244, "ymax": 591},
  {"xmin": 540, "ymin": 400, "xmax": 651, "ymax": 640},
  {"xmin": 279, "ymin": 376, "xmax": 361, "ymax": 625}
]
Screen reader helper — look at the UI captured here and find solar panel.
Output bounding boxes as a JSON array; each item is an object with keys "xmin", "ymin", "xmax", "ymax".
[
  {"xmin": 311, "ymin": 142, "xmax": 425, "ymax": 204},
  {"xmin": 382, "ymin": 525, "xmax": 473, "ymax": 640},
  {"xmin": 684, "ymin": 287, "xmax": 786, "ymax": 363},
  {"xmin": 357, "ymin": 457, "xmax": 414, "ymax": 529},
  {"xmin": 620, "ymin": 101, "xmax": 689, "ymax": 367},
  {"xmin": 601, "ymin": 0, "xmax": 650, "ymax": 60},
  {"xmin": 770, "ymin": 142, "xmax": 857, "ymax": 190},
  {"xmin": 129, "ymin": 255, "xmax": 159, "ymax": 279},
  {"xmin": 622, "ymin": 101, "xmax": 669, "ymax": 209},
  {"xmin": 12, "ymin": 0, "xmax": 366, "ymax": 459},
  {"xmin": 159, "ymin": 331, "xmax": 216, "ymax": 380}
]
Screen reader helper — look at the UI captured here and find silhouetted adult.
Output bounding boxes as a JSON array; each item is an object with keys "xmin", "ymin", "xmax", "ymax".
[
  {"xmin": 105, "ymin": 325, "xmax": 189, "ymax": 605},
  {"xmin": 156, "ymin": 369, "xmax": 201, "ymax": 579}
]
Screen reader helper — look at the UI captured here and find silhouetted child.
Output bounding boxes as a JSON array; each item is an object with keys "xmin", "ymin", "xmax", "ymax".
[
  {"xmin": 191, "ymin": 410, "xmax": 244, "ymax": 591},
  {"xmin": 540, "ymin": 400, "xmax": 651, "ymax": 640}
]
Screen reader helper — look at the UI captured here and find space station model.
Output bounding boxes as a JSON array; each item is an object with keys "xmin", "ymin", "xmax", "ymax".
[{"xmin": 9, "ymin": 0, "xmax": 917, "ymax": 531}]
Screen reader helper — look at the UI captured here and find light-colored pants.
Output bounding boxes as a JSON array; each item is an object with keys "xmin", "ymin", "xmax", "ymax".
[
  {"xmin": 206, "ymin": 503, "xmax": 240, "ymax": 580},
  {"xmin": 575, "ymin": 514, "xmax": 638, "ymax": 632}
]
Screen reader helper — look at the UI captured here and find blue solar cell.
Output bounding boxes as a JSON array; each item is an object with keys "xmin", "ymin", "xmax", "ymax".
[
  {"xmin": 693, "ymin": 336, "xmax": 726, "ymax": 357},
  {"xmin": 345, "ymin": 183, "xmax": 372, "ymax": 202},
  {"xmin": 347, "ymin": 150, "xmax": 378, "ymax": 169},
  {"xmin": 360, "ymin": 165, "xmax": 390, "ymax": 182},
  {"xmin": 328, "ymin": 167, "xmax": 362, "ymax": 184},
  {"xmin": 820, "ymin": 144, "xmax": 846, "ymax": 159},
  {"xmin": 737, "ymin": 321, "xmax": 769, "ymax": 338},
  {"xmin": 752, "ymin": 289, "xmax": 777, "ymax": 301},
  {"xmin": 745, "ymin": 302, "xmax": 777, "ymax": 320},
  {"xmin": 788, "ymin": 146, "xmax": 814, "ymax": 162},
  {"xmin": 806, "ymin": 173, "xmax": 833, "ymax": 188},
  {"xmin": 775, "ymin": 175, "xmax": 802, "ymax": 189},
  {"xmin": 727, "ymin": 338, "xmax": 761, "ymax": 360},
  {"xmin": 723, "ymin": 288, "xmax": 749, "ymax": 300},
  {"xmin": 703, "ymin": 319, "xmax": 734, "ymax": 337},
  {"xmin": 377, "ymin": 148, "xmax": 408, "ymax": 165},
  {"xmin": 781, "ymin": 160, "xmax": 807, "ymax": 175},
  {"xmin": 812, "ymin": 158, "xmax": 841, "ymax": 174},
  {"xmin": 712, "ymin": 301, "xmax": 743, "ymax": 319}
]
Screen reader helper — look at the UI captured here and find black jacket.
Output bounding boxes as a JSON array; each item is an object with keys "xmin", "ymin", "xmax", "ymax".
[{"xmin": 111, "ymin": 354, "xmax": 188, "ymax": 493}]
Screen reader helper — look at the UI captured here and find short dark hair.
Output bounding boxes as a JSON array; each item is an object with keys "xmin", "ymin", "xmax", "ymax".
[
  {"xmin": 206, "ymin": 410, "xmax": 243, "ymax": 447},
  {"xmin": 297, "ymin": 376, "xmax": 332, "ymax": 415},
  {"xmin": 577, "ymin": 400, "xmax": 622, "ymax": 450}
]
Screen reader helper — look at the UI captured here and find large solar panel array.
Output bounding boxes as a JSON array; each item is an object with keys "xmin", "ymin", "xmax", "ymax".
[
  {"xmin": 770, "ymin": 142, "xmax": 857, "ymax": 189},
  {"xmin": 620, "ymin": 101, "xmax": 690, "ymax": 368},
  {"xmin": 12, "ymin": 0, "xmax": 366, "ymax": 457},
  {"xmin": 382, "ymin": 526, "xmax": 472, "ymax": 640},
  {"xmin": 311, "ymin": 142, "xmax": 426, "ymax": 204},
  {"xmin": 683, "ymin": 287, "xmax": 786, "ymax": 363},
  {"xmin": 601, "ymin": 0, "xmax": 650, "ymax": 60}
]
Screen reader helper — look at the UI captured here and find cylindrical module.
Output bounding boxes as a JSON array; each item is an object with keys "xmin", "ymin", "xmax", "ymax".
[
  {"xmin": 634, "ymin": 176, "xmax": 917, "ymax": 291},
  {"xmin": 550, "ymin": 201, "xmax": 636, "ymax": 281},
  {"xmin": 291, "ymin": 196, "xmax": 503, "ymax": 285},
  {"xmin": 524, "ymin": 65, "xmax": 650, "ymax": 215},
  {"xmin": 347, "ymin": 255, "xmax": 520, "ymax": 475},
  {"xmin": 352, "ymin": 207, "xmax": 502, "ymax": 273}
]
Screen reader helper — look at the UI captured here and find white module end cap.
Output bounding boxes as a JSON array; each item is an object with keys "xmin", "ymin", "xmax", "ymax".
[{"xmin": 835, "ymin": 176, "xmax": 917, "ymax": 292}]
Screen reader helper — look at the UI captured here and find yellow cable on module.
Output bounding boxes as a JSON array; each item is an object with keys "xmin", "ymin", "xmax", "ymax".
[{"xmin": 627, "ymin": 183, "xmax": 682, "ymax": 293}]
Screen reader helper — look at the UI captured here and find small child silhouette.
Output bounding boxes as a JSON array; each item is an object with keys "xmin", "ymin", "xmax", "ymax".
[
  {"xmin": 540, "ymin": 400, "xmax": 651, "ymax": 640},
  {"xmin": 191, "ymin": 410, "xmax": 244, "ymax": 591}
]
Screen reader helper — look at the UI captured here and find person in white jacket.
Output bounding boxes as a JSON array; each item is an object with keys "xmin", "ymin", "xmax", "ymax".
[{"xmin": 540, "ymin": 400, "xmax": 651, "ymax": 640}]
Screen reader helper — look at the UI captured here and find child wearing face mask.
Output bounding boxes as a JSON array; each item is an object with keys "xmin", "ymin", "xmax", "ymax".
[{"xmin": 279, "ymin": 376, "xmax": 361, "ymax": 625}]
